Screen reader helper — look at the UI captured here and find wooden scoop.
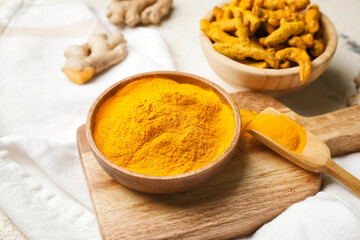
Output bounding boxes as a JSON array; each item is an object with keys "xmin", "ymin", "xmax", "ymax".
[{"xmin": 247, "ymin": 107, "xmax": 360, "ymax": 198}]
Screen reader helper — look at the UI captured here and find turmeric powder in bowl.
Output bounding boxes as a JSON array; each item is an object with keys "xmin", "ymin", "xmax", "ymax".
[{"xmin": 93, "ymin": 77, "xmax": 236, "ymax": 177}]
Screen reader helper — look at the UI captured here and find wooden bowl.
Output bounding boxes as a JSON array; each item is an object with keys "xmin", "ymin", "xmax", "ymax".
[
  {"xmin": 199, "ymin": 4, "xmax": 338, "ymax": 94},
  {"xmin": 85, "ymin": 71, "xmax": 241, "ymax": 194}
]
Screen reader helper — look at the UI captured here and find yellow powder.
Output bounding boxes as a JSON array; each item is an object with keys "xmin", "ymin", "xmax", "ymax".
[
  {"xmin": 239, "ymin": 109, "xmax": 257, "ymax": 139},
  {"xmin": 93, "ymin": 77, "xmax": 236, "ymax": 176},
  {"xmin": 245, "ymin": 113, "xmax": 306, "ymax": 153}
]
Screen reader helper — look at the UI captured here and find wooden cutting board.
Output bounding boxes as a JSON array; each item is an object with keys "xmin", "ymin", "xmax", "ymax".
[{"xmin": 77, "ymin": 91, "xmax": 360, "ymax": 240}]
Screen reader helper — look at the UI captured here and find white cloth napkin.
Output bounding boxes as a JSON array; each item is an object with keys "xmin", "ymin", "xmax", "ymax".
[
  {"xmin": 0, "ymin": 0, "xmax": 359, "ymax": 240},
  {"xmin": 0, "ymin": 0, "xmax": 175, "ymax": 239}
]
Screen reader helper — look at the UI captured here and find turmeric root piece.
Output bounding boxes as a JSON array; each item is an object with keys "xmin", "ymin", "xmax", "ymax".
[
  {"xmin": 279, "ymin": 60, "xmax": 290, "ymax": 68},
  {"xmin": 275, "ymin": 47, "xmax": 311, "ymax": 82},
  {"xmin": 263, "ymin": 0, "xmax": 285, "ymax": 10},
  {"xmin": 288, "ymin": 36, "xmax": 306, "ymax": 50},
  {"xmin": 200, "ymin": 19, "xmax": 242, "ymax": 44},
  {"xmin": 288, "ymin": 33, "xmax": 313, "ymax": 50},
  {"xmin": 264, "ymin": 19, "xmax": 305, "ymax": 47},
  {"xmin": 310, "ymin": 38, "xmax": 325, "ymax": 57},
  {"xmin": 213, "ymin": 43, "xmax": 279, "ymax": 68},
  {"xmin": 213, "ymin": 6, "xmax": 223, "ymax": 21},
  {"xmin": 234, "ymin": 11, "xmax": 251, "ymax": 44},
  {"xmin": 222, "ymin": 6, "xmax": 261, "ymax": 35},
  {"xmin": 305, "ymin": 4, "xmax": 320, "ymax": 34},
  {"xmin": 253, "ymin": 0, "xmax": 264, "ymax": 8},
  {"xmin": 263, "ymin": 21, "xmax": 276, "ymax": 34},
  {"xmin": 62, "ymin": 32, "xmax": 127, "ymax": 84},
  {"xmin": 211, "ymin": 18, "xmax": 237, "ymax": 32},
  {"xmin": 106, "ymin": 0, "xmax": 172, "ymax": 27},
  {"xmin": 285, "ymin": 0, "xmax": 310, "ymax": 11},
  {"xmin": 243, "ymin": 10, "xmax": 261, "ymax": 35},
  {"xmin": 239, "ymin": 0, "xmax": 255, "ymax": 10},
  {"xmin": 253, "ymin": 7, "xmax": 288, "ymax": 27},
  {"xmin": 347, "ymin": 74, "xmax": 360, "ymax": 106}
]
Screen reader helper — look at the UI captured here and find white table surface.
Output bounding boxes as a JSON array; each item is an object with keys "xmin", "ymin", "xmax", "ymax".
[{"xmin": 1, "ymin": 0, "xmax": 359, "ymax": 238}]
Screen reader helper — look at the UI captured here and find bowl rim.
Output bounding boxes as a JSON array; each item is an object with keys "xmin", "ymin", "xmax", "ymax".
[
  {"xmin": 85, "ymin": 71, "xmax": 241, "ymax": 181},
  {"xmin": 199, "ymin": 2, "xmax": 338, "ymax": 76}
]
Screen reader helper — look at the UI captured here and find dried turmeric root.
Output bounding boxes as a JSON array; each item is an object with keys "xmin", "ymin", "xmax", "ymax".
[
  {"xmin": 252, "ymin": 7, "xmax": 288, "ymax": 27},
  {"xmin": 305, "ymin": 4, "xmax": 320, "ymax": 34},
  {"xmin": 200, "ymin": 19, "xmax": 242, "ymax": 44},
  {"xmin": 106, "ymin": 0, "xmax": 172, "ymax": 27},
  {"xmin": 285, "ymin": 0, "xmax": 310, "ymax": 11},
  {"xmin": 62, "ymin": 32, "xmax": 127, "ymax": 84},
  {"xmin": 222, "ymin": 6, "xmax": 261, "ymax": 35},
  {"xmin": 263, "ymin": 0, "xmax": 285, "ymax": 10},
  {"xmin": 264, "ymin": 19, "xmax": 305, "ymax": 47},
  {"xmin": 288, "ymin": 33, "xmax": 313, "ymax": 50},
  {"xmin": 310, "ymin": 38, "xmax": 325, "ymax": 57},
  {"xmin": 201, "ymin": 0, "xmax": 326, "ymax": 83},
  {"xmin": 213, "ymin": 43, "xmax": 279, "ymax": 68},
  {"xmin": 275, "ymin": 47, "xmax": 311, "ymax": 82},
  {"xmin": 213, "ymin": 6, "xmax": 224, "ymax": 21},
  {"xmin": 211, "ymin": 18, "xmax": 237, "ymax": 32}
]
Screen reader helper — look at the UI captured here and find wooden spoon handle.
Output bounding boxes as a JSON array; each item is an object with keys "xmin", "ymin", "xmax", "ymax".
[
  {"xmin": 325, "ymin": 159, "xmax": 360, "ymax": 197},
  {"xmin": 297, "ymin": 105, "xmax": 360, "ymax": 156}
]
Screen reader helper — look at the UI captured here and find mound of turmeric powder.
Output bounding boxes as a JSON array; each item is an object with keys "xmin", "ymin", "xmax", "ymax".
[{"xmin": 93, "ymin": 78, "xmax": 236, "ymax": 176}]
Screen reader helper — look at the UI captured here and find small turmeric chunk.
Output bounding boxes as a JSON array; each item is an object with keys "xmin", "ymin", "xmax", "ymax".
[
  {"xmin": 222, "ymin": 6, "xmax": 261, "ymax": 35},
  {"xmin": 310, "ymin": 38, "xmax": 325, "ymax": 57},
  {"xmin": 213, "ymin": 43, "xmax": 279, "ymax": 68},
  {"xmin": 229, "ymin": 0, "xmax": 240, "ymax": 6},
  {"xmin": 211, "ymin": 18, "xmax": 237, "ymax": 32},
  {"xmin": 279, "ymin": 60, "xmax": 290, "ymax": 68},
  {"xmin": 264, "ymin": 19, "xmax": 305, "ymax": 47},
  {"xmin": 213, "ymin": 6, "xmax": 224, "ymax": 21},
  {"xmin": 234, "ymin": 11, "xmax": 252, "ymax": 44},
  {"xmin": 305, "ymin": 4, "xmax": 320, "ymax": 34},
  {"xmin": 239, "ymin": 0, "xmax": 255, "ymax": 10},
  {"xmin": 275, "ymin": 47, "xmax": 311, "ymax": 82},
  {"xmin": 288, "ymin": 36, "xmax": 306, "ymax": 50},
  {"xmin": 243, "ymin": 10, "xmax": 261, "ymax": 35},
  {"xmin": 200, "ymin": 19, "xmax": 241, "ymax": 44},
  {"xmin": 288, "ymin": 34, "xmax": 313, "ymax": 50},
  {"xmin": 263, "ymin": 21, "xmax": 276, "ymax": 34},
  {"xmin": 253, "ymin": 7, "xmax": 288, "ymax": 27},
  {"xmin": 253, "ymin": 0, "xmax": 264, "ymax": 8},
  {"xmin": 285, "ymin": 0, "xmax": 310, "ymax": 11},
  {"xmin": 263, "ymin": 0, "xmax": 285, "ymax": 10}
]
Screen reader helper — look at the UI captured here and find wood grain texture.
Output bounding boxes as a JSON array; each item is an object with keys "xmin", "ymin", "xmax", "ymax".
[{"xmin": 77, "ymin": 91, "xmax": 360, "ymax": 240}]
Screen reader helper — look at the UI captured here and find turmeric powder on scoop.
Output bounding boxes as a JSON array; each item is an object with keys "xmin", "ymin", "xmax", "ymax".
[
  {"xmin": 244, "ymin": 112, "xmax": 306, "ymax": 153},
  {"xmin": 93, "ymin": 78, "xmax": 236, "ymax": 176}
]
